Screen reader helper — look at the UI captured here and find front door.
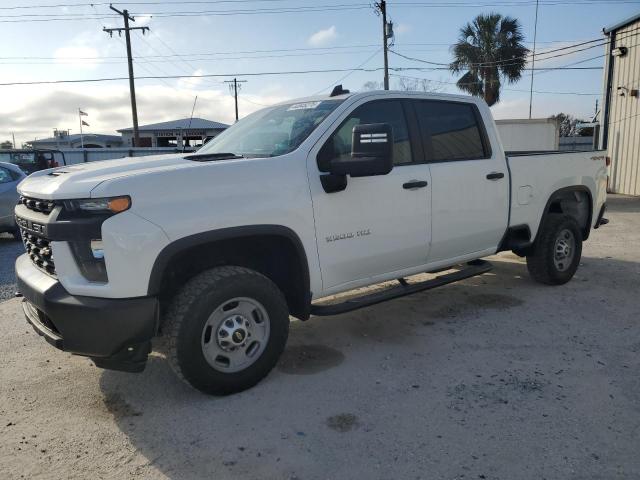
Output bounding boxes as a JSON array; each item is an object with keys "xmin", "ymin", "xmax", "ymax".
[{"xmin": 308, "ymin": 98, "xmax": 432, "ymax": 292}]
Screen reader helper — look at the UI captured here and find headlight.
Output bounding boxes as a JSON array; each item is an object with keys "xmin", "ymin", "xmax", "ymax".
[{"xmin": 64, "ymin": 196, "xmax": 131, "ymax": 215}]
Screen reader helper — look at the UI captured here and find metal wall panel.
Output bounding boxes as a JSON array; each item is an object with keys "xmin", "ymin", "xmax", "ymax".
[{"xmin": 607, "ymin": 20, "xmax": 640, "ymax": 195}]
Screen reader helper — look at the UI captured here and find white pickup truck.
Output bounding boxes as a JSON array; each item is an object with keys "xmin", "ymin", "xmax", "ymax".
[{"xmin": 15, "ymin": 88, "xmax": 609, "ymax": 395}]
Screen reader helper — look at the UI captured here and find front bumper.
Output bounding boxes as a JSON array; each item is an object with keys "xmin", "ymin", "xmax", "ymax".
[{"xmin": 16, "ymin": 254, "xmax": 159, "ymax": 372}]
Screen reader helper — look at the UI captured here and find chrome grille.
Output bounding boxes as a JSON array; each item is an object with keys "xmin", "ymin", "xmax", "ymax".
[
  {"xmin": 21, "ymin": 231, "xmax": 56, "ymax": 276},
  {"xmin": 19, "ymin": 196, "xmax": 56, "ymax": 215}
]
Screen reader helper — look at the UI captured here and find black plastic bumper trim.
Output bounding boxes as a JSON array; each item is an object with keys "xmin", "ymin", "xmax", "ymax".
[
  {"xmin": 16, "ymin": 254, "xmax": 158, "ymax": 370},
  {"xmin": 594, "ymin": 203, "xmax": 607, "ymax": 229}
]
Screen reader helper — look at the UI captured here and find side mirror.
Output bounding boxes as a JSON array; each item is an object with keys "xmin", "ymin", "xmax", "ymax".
[{"xmin": 328, "ymin": 123, "xmax": 394, "ymax": 178}]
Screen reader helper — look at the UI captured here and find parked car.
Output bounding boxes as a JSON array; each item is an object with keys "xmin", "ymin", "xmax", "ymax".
[
  {"xmin": 0, "ymin": 149, "xmax": 66, "ymax": 175},
  {"xmin": 14, "ymin": 89, "xmax": 608, "ymax": 395},
  {"xmin": 0, "ymin": 162, "xmax": 26, "ymax": 239}
]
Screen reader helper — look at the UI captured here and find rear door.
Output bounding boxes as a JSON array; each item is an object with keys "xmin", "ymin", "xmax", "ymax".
[
  {"xmin": 308, "ymin": 97, "xmax": 432, "ymax": 292},
  {"xmin": 413, "ymin": 99, "xmax": 508, "ymax": 263}
]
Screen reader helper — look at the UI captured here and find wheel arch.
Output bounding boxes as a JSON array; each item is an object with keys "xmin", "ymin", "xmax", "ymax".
[
  {"xmin": 505, "ymin": 185, "xmax": 594, "ymax": 256},
  {"xmin": 148, "ymin": 225, "xmax": 311, "ymax": 320},
  {"xmin": 538, "ymin": 185, "xmax": 594, "ymax": 242}
]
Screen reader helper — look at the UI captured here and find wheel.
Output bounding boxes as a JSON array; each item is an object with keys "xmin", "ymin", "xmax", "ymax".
[
  {"xmin": 526, "ymin": 214, "xmax": 582, "ymax": 285},
  {"xmin": 161, "ymin": 266, "xmax": 289, "ymax": 395}
]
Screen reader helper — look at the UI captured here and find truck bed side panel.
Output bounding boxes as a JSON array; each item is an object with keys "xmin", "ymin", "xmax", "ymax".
[{"xmin": 507, "ymin": 151, "xmax": 608, "ymax": 240}]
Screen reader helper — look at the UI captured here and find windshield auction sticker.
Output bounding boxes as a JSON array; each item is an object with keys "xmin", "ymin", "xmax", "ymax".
[{"xmin": 287, "ymin": 101, "xmax": 322, "ymax": 111}]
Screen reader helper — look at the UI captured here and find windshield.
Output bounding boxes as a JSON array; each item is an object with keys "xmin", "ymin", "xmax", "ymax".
[{"xmin": 196, "ymin": 99, "xmax": 344, "ymax": 158}]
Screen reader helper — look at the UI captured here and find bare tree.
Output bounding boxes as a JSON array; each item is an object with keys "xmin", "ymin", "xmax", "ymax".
[
  {"xmin": 361, "ymin": 78, "xmax": 442, "ymax": 92},
  {"xmin": 396, "ymin": 76, "xmax": 443, "ymax": 93},
  {"xmin": 551, "ymin": 113, "xmax": 589, "ymax": 137},
  {"xmin": 361, "ymin": 80, "xmax": 384, "ymax": 91}
]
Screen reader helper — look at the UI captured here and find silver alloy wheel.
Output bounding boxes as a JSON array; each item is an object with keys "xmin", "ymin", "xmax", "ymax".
[
  {"xmin": 553, "ymin": 228, "xmax": 575, "ymax": 272},
  {"xmin": 201, "ymin": 297, "xmax": 270, "ymax": 373}
]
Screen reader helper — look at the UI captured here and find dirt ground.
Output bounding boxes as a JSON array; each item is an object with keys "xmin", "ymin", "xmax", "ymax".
[{"xmin": 1, "ymin": 195, "xmax": 639, "ymax": 480}]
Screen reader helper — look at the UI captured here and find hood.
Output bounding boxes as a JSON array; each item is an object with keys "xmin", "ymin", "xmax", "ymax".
[{"xmin": 17, "ymin": 154, "xmax": 193, "ymax": 199}]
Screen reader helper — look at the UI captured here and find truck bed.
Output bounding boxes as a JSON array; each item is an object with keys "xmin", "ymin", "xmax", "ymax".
[{"xmin": 506, "ymin": 150, "xmax": 608, "ymax": 239}]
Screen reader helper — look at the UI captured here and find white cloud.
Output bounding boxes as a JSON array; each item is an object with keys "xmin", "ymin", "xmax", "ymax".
[
  {"xmin": 135, "ymin": 15, "xmax": 152, "ymax": 26},
  {"xmin": 177, "ymin": 69, "xmax": 205, "ymax": 89},
  {"xmin": 0, "ymin": 82, "xmax": 289, "ymax": 147},
  {"xmin": 53, "ymin": 46, "xmax": 102, "ymax": 69},
  {"xmin": 490, "ymin": 98, "xmax": 531, "ymax": 119},
  {"xmin": 395, "ymin": 23, "xmax": 412, "ymax": 36},
  {"xmin": 308, "ymin": 26, "xmax": 338, "ymax": 47}
]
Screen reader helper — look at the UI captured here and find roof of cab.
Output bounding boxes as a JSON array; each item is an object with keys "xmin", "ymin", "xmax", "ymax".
[{"xmin": 273, "ymin": 89, "xmax": 479, "ymax": 107}]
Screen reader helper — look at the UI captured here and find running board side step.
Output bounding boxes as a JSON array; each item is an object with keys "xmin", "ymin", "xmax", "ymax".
[{"xmin": 310, "ymin": 260, "xmax": 492, "ymax": 317}]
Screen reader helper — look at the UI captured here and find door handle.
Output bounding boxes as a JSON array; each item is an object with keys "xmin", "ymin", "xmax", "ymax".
[
  {"xmin": 486, "ymin": 172, "xmax": 505, "ymax": 180},
  {"xmin": 403, "ymin": 180, "xmax": 428, "ymax": 189}
]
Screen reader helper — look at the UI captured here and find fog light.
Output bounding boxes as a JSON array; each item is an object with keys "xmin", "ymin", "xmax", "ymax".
[{"xmin": 90, "ymin": 240, "xmax": 104, "ymax": 259}]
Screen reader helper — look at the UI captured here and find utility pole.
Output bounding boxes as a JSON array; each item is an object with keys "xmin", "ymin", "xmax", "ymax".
[
  {"xmin": 103, "ymin": 6, "xmax": 149, "ymax": 147},
  {"xmin": 224, "ymin": 78, "xmax": 247, "ymax": 122},
  {"xmin": 375, "ymin": 1, "xmax": 393, "ymax": 90},
  {"xmin": 528, "ymin": 0, "xmax": 539, "ymax": 119}
]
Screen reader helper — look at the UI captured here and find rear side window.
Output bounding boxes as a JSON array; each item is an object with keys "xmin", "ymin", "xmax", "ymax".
[
  {"xmin": 415, "ymin": 101, "xmax": 488, "ymax": 162},
  {"xmin": 318, "ymin": 99, "xmax": 412, "ymax": 170}
]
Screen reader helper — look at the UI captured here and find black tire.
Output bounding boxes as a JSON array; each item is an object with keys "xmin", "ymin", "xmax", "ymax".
[
  {"xmin": 526, "ymin": 214, "xmax": 582, "ymax": 285},
  {"xmin": 161, "ymin": 266, "xmax": 289, "ymax": 395}
]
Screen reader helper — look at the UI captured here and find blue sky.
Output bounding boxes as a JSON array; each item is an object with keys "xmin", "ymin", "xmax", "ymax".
[{"xmin": 1, "ymin": 0, "xmax": 639, "ymax": 145}]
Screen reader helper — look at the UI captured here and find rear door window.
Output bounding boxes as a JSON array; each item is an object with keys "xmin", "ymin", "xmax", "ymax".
[{"xmin": 415, "ymin": 101, "xmax": 489, "ymax": 162}]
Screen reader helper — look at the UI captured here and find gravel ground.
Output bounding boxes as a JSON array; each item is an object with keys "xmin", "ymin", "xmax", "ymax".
[
  {"xmin": 0, "ymin": 233, "xmax": 23, "ymax": 302},
  {"xmin": 1, "ymin": 195, "xmax": 639, "ymax": 480}
]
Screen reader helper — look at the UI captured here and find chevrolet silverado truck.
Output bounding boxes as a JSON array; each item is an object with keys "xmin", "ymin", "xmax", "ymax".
[{"xmin": 14, "ymin": 88, "xmax": 609, "ymax": 395}]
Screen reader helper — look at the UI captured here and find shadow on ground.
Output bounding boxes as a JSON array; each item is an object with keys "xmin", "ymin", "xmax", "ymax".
[{"xmin": 98, "ymin": 252, "xmax": 640, "ymax": 479}]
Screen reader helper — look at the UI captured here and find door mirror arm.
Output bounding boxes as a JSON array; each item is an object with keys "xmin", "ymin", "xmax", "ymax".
[{"xmin": 320, "ymin": 173, "xmax": 347, "ymax": 193}]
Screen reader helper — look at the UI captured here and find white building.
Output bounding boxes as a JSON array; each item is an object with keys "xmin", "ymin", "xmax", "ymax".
[
  {"xmin": 29, "ymin": 129, "xmax": 123, "ymax": 149},
  {"xmin": 117, "ymin": 118, "xmax": 229, "ymax": 148},
  {"xmin": 495, "ymin": 118, "xmax": 560, "ymax": 152}
]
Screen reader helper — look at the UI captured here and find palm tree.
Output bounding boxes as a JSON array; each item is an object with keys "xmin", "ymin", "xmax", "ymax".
[{"xmin": 450, "ymin": 13, "xmax": 529, "ymax": 106}]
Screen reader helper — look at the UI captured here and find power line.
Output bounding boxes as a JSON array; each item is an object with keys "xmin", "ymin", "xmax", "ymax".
[
  {"xmin": 388, "ymin": 73, "xmax": 601, "ymax": 95},
  {"xmin": 0, "ymin": 64, "xmax": 604, "ymax": 87},
  {"xmin": 2, "ymin": 0, "xmax": 638, "ymax": 10},
  {"xmin": 311, "ymin": 48, "xmax": 382, "ymax": 95},
  {"xmin": 391, "ymin": 0, "xmax": 640, "ymax": 5},
  {"xmin": 0, "ymin": 49, "xmax": 382, "ymax": 65},
  {"xmin": 0, "ymin": 44, "xmax": 380, "ymax": 60},
  {"xmin": 0, "ymin": 0, "xmax": 307, "ymax": 9},
  {"xmin": 389, "ymin": 27, "xmax": 640, "ymax": 70},
  {"xmin": 529, "ymin": 0, "xmax": 539, "ymax": 118}
]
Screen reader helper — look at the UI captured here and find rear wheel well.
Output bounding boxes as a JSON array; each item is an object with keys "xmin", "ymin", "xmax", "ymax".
[
  {"xmin": 154, "ymin": 233, "xmax": 310, "ymax": 322},
  {"xmin": 507, "ymin": 187, "xmax": 592, "ymax": 257},
  {"xmin": 545, "ymin": 189, "xmax": 592, "ymax": 240}
]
